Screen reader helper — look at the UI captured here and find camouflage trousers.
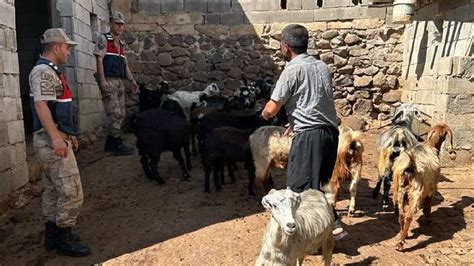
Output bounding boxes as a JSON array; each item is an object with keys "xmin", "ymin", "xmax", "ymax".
[
  {"xmin": 33, "ymin": 131, "xmax": 84, "ymax": 228},
  {"xmin": 102, "ymin": 77, "xmax": 126, "ymax": 138}
]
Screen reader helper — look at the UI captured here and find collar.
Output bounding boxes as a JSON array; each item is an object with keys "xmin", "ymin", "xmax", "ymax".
[
  {"xmin": 105, "ymin": 32, "xmax": 124, "ymax": 45},
  {"xmin": 285, "ymin": 53, "xmax": 309, "ymax": 68},
  {"xmin": 37, "ymin": 56, "xmax": 61, "ymax": 74}
]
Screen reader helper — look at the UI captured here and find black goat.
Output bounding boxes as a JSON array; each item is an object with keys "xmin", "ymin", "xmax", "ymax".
[
  {"xmin": 135, "ymin": 99, "xmax": 192, "ymax": 185},
  {"xmin": 202, "ymin": 127, "xmax": 256, "ymax": 194}
]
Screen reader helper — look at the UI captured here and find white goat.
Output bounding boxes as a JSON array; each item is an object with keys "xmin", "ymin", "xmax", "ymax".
[
  {"xmin": 256, "ymin": 189, "xmax": 335, "ymax": 266},
  {"xmin": 249, "ymin": 126, "xmax": 293, "ymax": 194},
  {"xmin": 168, "ymin": 83, "xmax": 220, "ymax": 109}
]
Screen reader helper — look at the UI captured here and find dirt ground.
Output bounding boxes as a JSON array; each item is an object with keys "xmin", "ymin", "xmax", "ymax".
[{"xmin": 0, "ymin": 131, "xmax": 473, "ymax": 265}]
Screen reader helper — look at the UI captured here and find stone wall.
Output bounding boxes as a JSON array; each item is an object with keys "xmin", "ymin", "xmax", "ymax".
[
  {"xmin": 401, "ymin": 0, "xmax": 473, "ymax": 166},
  {"xmin": 0, "ymin": 0, "xmax": 29, "ymax": 212},
  {"xmin": 113, "ymin": 0, "xmax": 404, "ymax": 126}
]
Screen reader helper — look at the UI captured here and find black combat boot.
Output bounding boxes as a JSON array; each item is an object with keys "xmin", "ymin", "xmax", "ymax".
[
  {"xmin": 112, "ymin": 137, "xmax": 135, "ymax": 156},
  {"xmin": 104, "ymin": 135, "xmax": 115, "ymax": 152},
  {"xmin": 55, "ymin": 227, "xmax": 91, "ymax": 257},
  {"xmin": 45, "ymin": 221, "xmax": 82, "ymax": 251}
]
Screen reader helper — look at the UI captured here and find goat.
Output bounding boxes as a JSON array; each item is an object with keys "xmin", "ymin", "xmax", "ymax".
[
  {"xmin": 426, "ymin": 123, "xmax": 457, "ymax": 160},
  {"xmin": 168, "ymin": 82, "xmax": 220, "ymax": 109},
  {"xmin": 201, "ymin": 126, "xmax": 255, "ymax": 193},
  {"xmin": 138, "ymin": 81, "xmax": 170, "ymax": 112},
  {"xmin": 135, "ymin": 99, "xmax": 192, "ymax": 185},
  {"xmin": 391, "ymin": 143, "xmax": 441, "ymax": 251},
  {"xmin": 256, "ymin": 188, "xmax": 334, "ymax": 266},
  {"xmin": 330, "ymin": 126, "xmax": 364, "ymax": 216},
  {"xmin": 249, "ymin": 126, "xmax": 293, "ymax": 196},
  {"xmin": 373, "ymin": 103, "xmax": 422, "ymax": 210}
]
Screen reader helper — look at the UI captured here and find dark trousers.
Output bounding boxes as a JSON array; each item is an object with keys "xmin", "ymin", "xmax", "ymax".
[{"xmin": 287, "ymin": 126, "xmax": 339, "ymax": 220}]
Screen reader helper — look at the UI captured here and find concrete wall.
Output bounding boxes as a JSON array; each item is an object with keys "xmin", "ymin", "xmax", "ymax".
[
  {"xmin": 0, "ymin": 0, "xmax": 29, "ymax": 212},
  {"xmin": 400, "ymin": 0, "xmax": 473, "ymax": 166},
  {"xmin": 113, "ymin": 0, "xmax": 404, "ymax": 125}
]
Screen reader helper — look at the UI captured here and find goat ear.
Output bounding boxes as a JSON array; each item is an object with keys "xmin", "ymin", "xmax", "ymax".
[{"xmin": 262, "ymin": 196, "xmax": 273, "ymax": 210}]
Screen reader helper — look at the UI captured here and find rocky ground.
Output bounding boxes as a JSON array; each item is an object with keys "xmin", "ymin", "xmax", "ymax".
[{"xmin": 0, "ymin": 130, "xmax": 472, "ymax": 265}]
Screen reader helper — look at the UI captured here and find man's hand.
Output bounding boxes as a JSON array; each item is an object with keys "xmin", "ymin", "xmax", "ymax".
[
  {"xmin": 52, "ymin": 137, "xmax": 68, "ymax": 158},
  {"xmin": 261, "ymin": 110, "xmax": 270, "ymax": 120},
  {"xmin": 99, "ymin": 79, "xmax": 109, "ymax": 92},
  {"xmin": 283, "ymin": 123, "xmax": 293, "ymax": 136},
  {"xmin": 70, "ymin": 136, "xmax": 79, "ymax": 152},
  {"xmin": 131, "ymin": 79, "xmax": 138, "ymax": 95}
]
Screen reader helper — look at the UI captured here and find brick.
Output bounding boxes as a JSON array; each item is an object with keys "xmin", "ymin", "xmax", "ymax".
[
  {"xmin": 208, "ymin": 0, "xmax": 231, "ymax": 12},
  {"xmin": 338, "ymin": 7, "xmax": 367, "ymax": 20},
  {"xmin": 288, "ymin": 0, "xmax": 302, "ymax": 10},
  {"xmin": 220, "ymin": 13, "xmax": 244, "ymax": 26},
  {"xmin": 0, "ymin": 170, "xmax": 12, "ymax": 196},
  {"xmin": 314, "ymin": 8, "xmax": 340, "ymax": 21},
  {"xmin": 184, "ymin": 0, "xmax": 207, "ymax": 12},
  {"xmin": 74, "ymin": 19, "xmax": 93, "ymax": 40},
  {"xmin": 0, "ymin": 122, "xmax": 8, "ymax": 146},
  {"xmin": 367, "ymin": 6, "xmax": 387, "ymax": 19},
  {"xmin": 255, "ymin": 0, "xmax": 280, "ymax": 11},
  {"xmin": 323, "ymin": 0, "xmax": 354, "ymax": 8},
  {"xmin": 6, "ymin": 120, "xmax": 24, "ymax": 145},
  {"xmin": 2, "ymin": 74, "xmax": 20, "ymax": 98},
  {"xmin": 290, "ymin": 10, "xmax": 314, "ymax": 23},
  {"xmin": 302, "ymin": 0, "xmax": 318, "ymax": 9},
  {"xmin": 437, "ymin": 57, "xmax": 453, "ymax": 76},
  {"xmin": 205, "ymin": 14, "xmax": 220, "ymax": 24},
  {"xmin": 162, "ymin": 0, "xmax": 184, "ymax": 13},
  {"xmin": 452, "ymin": 56, "xmax": 473, "ymax": 78}
]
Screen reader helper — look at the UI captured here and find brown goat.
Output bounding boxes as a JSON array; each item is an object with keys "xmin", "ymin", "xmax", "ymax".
[
  {"xmin": 425, "ymin": 123, "xmax": 456, "ymax": 160},
  {"xmin": 392, "ymin": 143, "xmax": 441, "ymax": 251},
  {"xmin": 330, "ymin": 126, "xmax": 364, "ymax": 216}
]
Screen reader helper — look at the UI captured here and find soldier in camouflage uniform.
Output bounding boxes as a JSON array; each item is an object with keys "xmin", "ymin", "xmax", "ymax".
[
  {"xmin": 94, "ymin": 11, "xmax": 137, "ymax": 156},
  {"xmin": 29, "ymin": 28, "xmax": 91, "ymax": 256}
]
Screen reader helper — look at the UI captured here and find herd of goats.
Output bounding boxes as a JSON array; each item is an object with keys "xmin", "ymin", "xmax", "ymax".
[{"xmin": 133, "ymin": 80, "xmax": 456, "ymax": 265}]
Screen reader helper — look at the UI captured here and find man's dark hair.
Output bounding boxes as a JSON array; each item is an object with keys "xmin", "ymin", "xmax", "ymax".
[
  {"xmin": 281, "ymin": 24, "xmax": 309, "ymax": 54},
  {"xmin": 41, "ymin": 43, "xmax": 55, "ymax": 54}
]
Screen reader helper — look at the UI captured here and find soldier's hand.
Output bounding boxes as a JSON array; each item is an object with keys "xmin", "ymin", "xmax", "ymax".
[
  {"xmin": 99, "ymin": 80, "xmax": 109, "ymax": 92},
  {"xmin": 52, "ymin": 138, "xmax": 68, "ymax": 158},
  {"xmin": 70, "ymin": 136, "xmax": 79, "ymax": 152}
]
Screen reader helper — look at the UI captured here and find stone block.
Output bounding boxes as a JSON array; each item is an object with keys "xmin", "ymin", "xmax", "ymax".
[
  {"xmin": 7, "ymin": 120, "xmax": 24, "ymax": 145},
  {"xmin": 328, "ymin": 21, "xmax": 353, "ymax": 29},
  {"xmin": 244, "ymin": 12, "xmax": 270, "ymax": 24},
  {"xmin": 2, "ymin": 74, "xmax": 20, "ymax": 98},
  {"xmin": 195, "ymin": 25, "xmax": 229, "ymax": 37},
  {"xmin": 302, "ymin": 0, "xmax": 318, "ymax": 10},
  {"xmin": 338, "ymin": 7, "xmax": 367, "ymax": 20},
  {"xmin": 231, "ymin": 0, "xmax": 254, "ymax": 12},
  {"xmin": 352, "ymin": 18, "xmax": 385, "ymax": 29},
  {"xmin": 208, "ymin": 0, "xmax": 231, "ymax": 12},
  {"xmin": 74, "ymin": 2, "xmax": 91, "ymax": 25},
  {"xmin": 162, "ymin": 25, "xmax": 196, "ymax": 35},
  {"xmin": 255, "ymin": 0, "xmax": 280, "ymax": 11},
  {"xmin": 184, "ymin": 0, "xmax": 207, "ymax": 12},
  {"xmin": 0, "ymin": 146, "xmax": 12, "ymax": 172},
  {"xmin": 314, "ymin": 8, "xmax": 339, "ymax": 21},
  {"xmin": 0, "ymin": 1, "xmax": 16, "ymax": 28},
  {"xmin": 56, "ymin": 0, "xmax": 74, "ymax": 16},
  {"xmin": 164, "ymin": 13, "xmax": 204, "ymax": 25},
  {"xmin": 323, "ymin": 0, "xmax": 354, "ymax": 8},
  {"xmin": 1, "ymin": 51, "xmax": 19, "ymax": 74},
  {"xmin": 382, "ymin": 90, "xmax": 401, "ymax": 103},
  {"xmin": 352, "ymin": 98, "xmax": 373, "ymax": 115},
  {"xmin": 452, "ymin": 56, "xmax": 473, "ymax": 79},
  {"xmin": 268, "ymin": 11, "xmax": 291, "ymax": 24},
  {"xmin": 290, "ymin": 10, "xmax": 314, "ymax": 23},
  {"xmin": 10, "ymin": 161, "xmax": 29, "ymax": 191},
  {"xmin": 287, "ymin": 0, "xmax": 302, "ymax": 10},
  {"xmin": 220, "ymin": 13, "xmax": 244, "ymax": 26},
  {"xmin": 0, "ymin": 170, "xmax": 12, "ymax": 196},
  {"xmin": 354, "ymin": 75, "xmax": 372, "ymax": 87},
  {"xmin": 138, "ymin": 0, "xmax": 161, "ymax": 13},
  {"xmin": 162, "ymin": 0, "xmax": 184, "ymax": 13},
  {"xmin": 366, "ymin": 6, "xmax": 387, "ymax": 18},
  {"xmin": 305, "ymin": 22, "xmax": 328, "ymax": 31}
]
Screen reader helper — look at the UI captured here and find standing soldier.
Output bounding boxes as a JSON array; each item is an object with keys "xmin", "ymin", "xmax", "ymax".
[
  {"xmin": 30, "ymin": 28, "xmax": 91, "ymax": 256},
  {"xmin": 94, "ymin": 11, "xmax": 137, "ymax": 156}
]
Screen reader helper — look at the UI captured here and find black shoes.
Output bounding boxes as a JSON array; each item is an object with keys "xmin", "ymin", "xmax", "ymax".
[
  {"xmin": 44, "ymin": 222, "xmax": 91, "ymax": 257},
  {"xmin": 104, "ymin": 136, "xmax": 135, "ymax": 156}
]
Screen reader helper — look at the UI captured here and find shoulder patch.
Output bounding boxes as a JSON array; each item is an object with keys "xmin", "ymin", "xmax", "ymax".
[
  {"xmin": 40, "ymin": 72, "xmax": 56, "ymax": 95},
  {"xmin": 98, "ymin": 40, "xmax": 106, "ymax": 50}
]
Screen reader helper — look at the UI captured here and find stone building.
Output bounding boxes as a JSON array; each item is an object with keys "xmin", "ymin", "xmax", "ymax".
[{"xmin": 400, "ymin": 0, "xmax": 473, "ymax": 166}]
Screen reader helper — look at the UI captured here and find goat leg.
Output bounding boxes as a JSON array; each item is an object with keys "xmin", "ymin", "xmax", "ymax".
[
  {"xmin": 140, "ymin": 155, "xmax": 153, "ymax": 180},
  {"xmin": 227, "ymin": 161, "xmax": 236, "ymax": 184},
  {"xmin": 191, "ymin": 135, "xmax": 198, "ymax": 156},
  {"xmin": 420, "ymin": 196, "xmax": 433, "ymax": 225},
  {"xmin": 214, "ymin": 163, "xmax": 222, "ymax": 192},
  {"xmin": 382, "ymin": 176, "xmax": 392, "ymax": 211},
  {"xmin": 183, "ymin": 145, "xmax": 192, "ymax": 170},
  {"xmin": 348, "ymin": 178, "xmax": 359, "ymax": 216},
  {"xmin": 373, "ymin": 178, "xmax": 382, "ymax": 199},
  {"xmin": 204, "ymin": 163, "xmax": 212, "ymax": 193},
  {"xmin": 246, "ymin": 160, "xmax": 256, "ymax": 196},
  {"xmin": 150, "ymin": 155, "xmax": 166, "ymax": 185},
  {"xmin": 173, "ymin": 149, "xmax": 191, "ymax": 181}
]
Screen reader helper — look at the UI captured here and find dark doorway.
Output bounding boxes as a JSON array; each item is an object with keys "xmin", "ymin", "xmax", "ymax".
[{"xmin": 15, "ymin": 0, "xmax": 52, "ymax": 135}]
